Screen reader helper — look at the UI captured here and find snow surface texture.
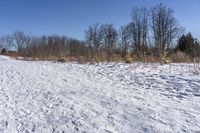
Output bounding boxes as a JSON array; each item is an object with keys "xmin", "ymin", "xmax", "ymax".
[{"xmin": 0, "ymin": 55, "xmax": 200, "ymax": 133}]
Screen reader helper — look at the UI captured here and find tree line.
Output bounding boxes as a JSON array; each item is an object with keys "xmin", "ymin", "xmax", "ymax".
[{"xmin": 0, "ymin": 3, "xmax": 200, "ymax": 62}]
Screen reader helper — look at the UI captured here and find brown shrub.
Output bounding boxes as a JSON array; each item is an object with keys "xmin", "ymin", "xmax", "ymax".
[
  {"xmin": 145, "ymin": 56, "xmax": 160, "ymax": 63},
  {"xmin": 78, "ymin": 56, "xmax": 87, "ymax": 64},
  {"xmin": 124, "ymin": 54, "xmax": 133, "ymax": 63},
  {"xmin": 112, "ymin": 54, "xmax": 122, "ymax": 62},
  {"xmin": 67, "ymin": 56, "xmax": 77, "ymax": 62},
  {"xmin": 170, "ymin": 51, "xmax": 191, "ymax": 63},
  {"xmin": 57, "ymin": 56, "xmax": 67, "ymax": 63}
]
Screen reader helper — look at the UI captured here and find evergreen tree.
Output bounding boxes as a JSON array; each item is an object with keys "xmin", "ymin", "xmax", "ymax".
[{"xmin": 176, "ymin": 33, "xmax": 196, "ymax": 57}]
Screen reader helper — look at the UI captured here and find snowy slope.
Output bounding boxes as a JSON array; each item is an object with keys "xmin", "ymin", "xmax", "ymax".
[{"xmin": 0, "ymin": 55, "xmax": 200, "ymax": 133}]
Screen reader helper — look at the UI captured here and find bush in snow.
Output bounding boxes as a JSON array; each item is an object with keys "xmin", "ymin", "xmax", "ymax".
[
  {"xmin": 124, "ymin": 54, "xmax": 133, "ymax": 63},
  {"xmin": 170, "ymin": 51, "xmax": 191, "ymax": 63},
  {"xmin": 161, "ymin": 51, "xmax": 171, "ymax": 64},
  {"xmin": 58, "ymin": 57, "xmax": 66, "ymax": 63}
]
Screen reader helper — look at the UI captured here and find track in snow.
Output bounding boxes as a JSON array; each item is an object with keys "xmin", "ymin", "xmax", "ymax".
[{"xmin": 0, "ymin": 55, "xmax": 200, "ymax": 133}]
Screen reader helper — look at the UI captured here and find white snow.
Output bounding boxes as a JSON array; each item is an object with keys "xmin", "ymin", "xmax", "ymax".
[{"xmin": 0, "ymin": 55, "xmax": 200, "ymax": 133}]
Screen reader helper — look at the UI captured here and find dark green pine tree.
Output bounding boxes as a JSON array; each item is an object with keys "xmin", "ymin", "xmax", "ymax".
[{"xmin": 176, "ymin": 33, "xmax": 196, "ymax": 56}]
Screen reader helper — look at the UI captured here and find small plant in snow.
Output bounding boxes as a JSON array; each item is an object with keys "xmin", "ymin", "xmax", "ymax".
[
  {"xmin": 192, "ymin": 58, "xmax": 200, "ymax": 75},
  {"xmin": 161, "ymin": 51, "xmax": 172, "ymax": 65}
]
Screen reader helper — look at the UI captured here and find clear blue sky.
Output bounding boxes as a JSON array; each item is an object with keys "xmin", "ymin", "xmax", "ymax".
[{"xmin": 0, "ymin": 0, "xmax": 200, "ymax": 40}]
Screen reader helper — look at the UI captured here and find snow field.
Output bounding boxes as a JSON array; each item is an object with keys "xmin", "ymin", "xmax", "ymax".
[{"xmin": 0, "ymin": 55, "xmax": 200, "ymax": 133}]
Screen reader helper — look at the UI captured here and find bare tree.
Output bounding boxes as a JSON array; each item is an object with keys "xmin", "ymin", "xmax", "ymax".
[
  {"xmin": 129, "ymin": 7, "xmax": 149, "ymax": 56},
  {"xmin": 119, "ymin": 25, "xmax": 131, "ymax": 57},
  {"xmin": 102, "ymin": 24, "xmax": 118, "ymax": 57},
  {"xmin": 5, "ymin": 35, "xmax": 14, "ymax": 51},
  {"xmin": 151, "ymin": 3, "xmax": 181, "ymax": 56},
  {"xmin": 0, "ymin": 37, "xmax": 6, "ymax": 50},
  {"xmin": 13, "ymin": 31, "xmax": 28, "ymax": 54},
  {"xmin": 0, "ymin": 35, "xmax": 14, "ymax": 51},
  {"xmin": 85, "ymin": 24, "xmax": 103, "ymax": 56}
]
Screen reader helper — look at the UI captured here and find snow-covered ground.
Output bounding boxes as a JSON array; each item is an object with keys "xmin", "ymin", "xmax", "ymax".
[{"xmin": 0, "ymin": 55, "xmax": 200, "ymax": 133}]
